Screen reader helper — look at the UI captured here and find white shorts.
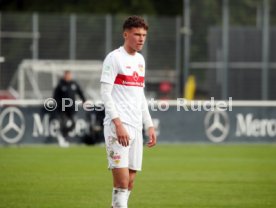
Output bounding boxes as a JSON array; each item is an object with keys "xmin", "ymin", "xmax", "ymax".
[{"xmin": 104, "ymin": 122, "xmax": 143, "ymax": 171}]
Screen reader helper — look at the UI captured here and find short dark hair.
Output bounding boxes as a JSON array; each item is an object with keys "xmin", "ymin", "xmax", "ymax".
[{"xmin": 123, "ymin": 16, "xmax": 149, "ymax": 31}]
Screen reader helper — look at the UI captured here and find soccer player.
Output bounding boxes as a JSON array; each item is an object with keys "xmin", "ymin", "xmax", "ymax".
[{"xmin": 100, "ymin": 16, "xmax": 157, "ymax": 208}]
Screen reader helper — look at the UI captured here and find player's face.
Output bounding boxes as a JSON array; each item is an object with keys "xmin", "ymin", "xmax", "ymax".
[{"xmin": 124, "ymin": 27, "xmax": 147, "ymax": 54}]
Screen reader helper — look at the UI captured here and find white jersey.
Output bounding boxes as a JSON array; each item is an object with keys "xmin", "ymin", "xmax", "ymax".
[{"xmin": 101, "ymin": 46, "xmax": 146, "ymax": 130}]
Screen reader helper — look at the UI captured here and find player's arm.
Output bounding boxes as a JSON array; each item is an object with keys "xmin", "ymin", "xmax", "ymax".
[
  {"xmin": 100, "ymin": 83, "xmax": 130, "ymax": 147},
  {"xmin": 142, "ymin": 93, "xmax": 157, "ymax": 147},
  {"xmin": 100, "ymin": 54, "xmax": 130, "ymax": 146}
]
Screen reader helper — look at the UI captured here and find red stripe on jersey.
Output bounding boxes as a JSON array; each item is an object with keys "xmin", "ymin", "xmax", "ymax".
[{"xmin": 114, "ymin": 74, "xmax": 144, "ymax": 87}]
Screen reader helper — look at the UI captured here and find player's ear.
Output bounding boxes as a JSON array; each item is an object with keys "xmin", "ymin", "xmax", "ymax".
[{"xmin": 123, "ymin": 31, "xmax": 128, "ymax": 39}]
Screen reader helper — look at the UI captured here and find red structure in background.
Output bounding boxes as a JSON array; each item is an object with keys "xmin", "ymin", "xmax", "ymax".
[
  {"xmin": 159, "ymin": 81, "xmax": 172, "ymax": 100},
  {"xmin": 0, "ymin": 90, "xmax": 16, "ymax": 100}
]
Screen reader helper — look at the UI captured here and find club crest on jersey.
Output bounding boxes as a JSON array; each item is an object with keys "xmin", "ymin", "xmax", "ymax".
[
  {"xmin": 138, "ymin": 64, "xmax": 144, "ymax": 72},
  {"xmin": 112, "ymin": 153, "xmax": 121, "ymax": 164}
]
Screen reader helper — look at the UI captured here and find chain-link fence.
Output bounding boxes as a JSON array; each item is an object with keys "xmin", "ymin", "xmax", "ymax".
[
  {"xmin": 186, "ymin": 0, "xmax": 276, "ymax": 100},
  {"xmin": 0, "ymin": 13, "xmax": 180, "ymax": 99},
  {"xmin": 0, "ymin": 0, "xmax": 275, "ymax": 100}
]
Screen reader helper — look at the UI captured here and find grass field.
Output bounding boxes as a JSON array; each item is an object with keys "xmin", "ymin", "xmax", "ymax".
[{"xmin": 0, "ymin": 144, "xmax": 276, "ymax": 208}]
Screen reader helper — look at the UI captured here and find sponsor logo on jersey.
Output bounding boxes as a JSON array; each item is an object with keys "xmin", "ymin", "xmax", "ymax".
[
  {"xmin": 114, "ymin": 73, "xmax": 144, "ymax": 87},
  {"xmin": 133, "ymin": 71, "xmax": 139, "ymax": 81}
]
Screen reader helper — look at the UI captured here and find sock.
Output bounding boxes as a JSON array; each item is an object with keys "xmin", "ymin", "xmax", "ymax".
[
  {"xmin": 111, "ymin": 188, "xmax": 114, "ymax": 207},
  {"xmin": 112, "ymin": 189, "xmax": 131, "ymax": 207},
  {"xmin": 112, "ymin": 187, "xmax": 128, "ymax": 208}
]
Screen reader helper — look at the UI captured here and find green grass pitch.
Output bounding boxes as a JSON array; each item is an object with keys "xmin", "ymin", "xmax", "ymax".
[{"xmin": 0, "ymin": 144, "xmax": 276, "ymax": 208}]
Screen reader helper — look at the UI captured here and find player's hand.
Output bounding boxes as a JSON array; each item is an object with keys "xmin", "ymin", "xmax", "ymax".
[
  {"xmin": 113, "ymin": 119, "xmax": 130, "ymax": 147},
  {"xmin": 147, "ymin": 127, "xmax": 157, "ymax": 148}
]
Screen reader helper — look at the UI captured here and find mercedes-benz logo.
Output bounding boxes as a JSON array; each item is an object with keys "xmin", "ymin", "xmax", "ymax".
[
  {"xmin": 0, "ymin": 107, "xmax": 25, "ymax": 144},
  {"xmin": 133, "ymin": 71, "xmax": 139, "ymax": 81},
  {"xmin": 204, "ymin": 110, "xmax": 230, "ymax": 143}
]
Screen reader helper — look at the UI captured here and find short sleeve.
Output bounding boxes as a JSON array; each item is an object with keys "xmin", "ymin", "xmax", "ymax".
[{"xmin": 100, "ymin": 53, "xmax": 118, "ymax": 84}]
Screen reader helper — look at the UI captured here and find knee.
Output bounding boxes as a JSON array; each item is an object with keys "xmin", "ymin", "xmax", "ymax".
[{"xmin": 115, "ymin": 177, "xmax": 129, "ymax": 189}]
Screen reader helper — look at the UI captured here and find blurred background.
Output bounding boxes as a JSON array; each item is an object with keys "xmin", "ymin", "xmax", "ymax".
[
  {"xmin": 1, "ymin": 0, "xmax": 276, "ymax": 145},
  {"xmin": 0, "ymin": 0, "xmax": 275, "ymax": 101}
]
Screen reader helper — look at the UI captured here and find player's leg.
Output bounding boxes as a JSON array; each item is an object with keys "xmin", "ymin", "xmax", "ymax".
[
  {"xmin": 112, "ymin": 168, "xmax": 129, "ymax": 188},
  {"xmin": 104, "ymin": 123, "xmax": 130, "ymax": 208},
  {"xmin": 111, "ymin": 169, "xmax": 135, "ymax": 208},
  {"xmin": 111, "ymin": 168, "xmax": 129, "ymax": 208},
  {"xmin": 128, "ymin": 169, "xmax": 137, "ymax": 190},
  {"xmin": 127, "ymin": 126, "xmax": 143, "ymax": 205},
  {"xmin": 126, "ymin": 169, "xmax": 137, "ymax": 204}
]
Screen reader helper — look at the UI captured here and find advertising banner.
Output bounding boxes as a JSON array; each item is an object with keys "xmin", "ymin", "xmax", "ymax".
[
  {"xmin": 150, "ymin": 105, "xmax": 276, "ymax": 143},
  {"xmin": 0, "ymin": 105, "xmax": 103, "ymax": 145},
  {"xmin": 1, "ymin": 101, "xmax": 276, "ymax": 144}
]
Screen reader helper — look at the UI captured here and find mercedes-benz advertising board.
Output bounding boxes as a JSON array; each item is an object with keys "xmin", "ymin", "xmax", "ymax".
[{"xmin": 1, "ymin": 101, "xmax": 276, "ymax": 145}]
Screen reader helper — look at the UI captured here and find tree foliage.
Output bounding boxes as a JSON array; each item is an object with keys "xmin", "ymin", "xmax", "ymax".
[{"xmin": 0, "ymin": 0, "xmax": 275, "ymax": 24}]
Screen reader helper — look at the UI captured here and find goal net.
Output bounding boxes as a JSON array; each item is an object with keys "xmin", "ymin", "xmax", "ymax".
[{"xmin": 10, "ymin": 59, "xmax": 103, "ymax": 100}]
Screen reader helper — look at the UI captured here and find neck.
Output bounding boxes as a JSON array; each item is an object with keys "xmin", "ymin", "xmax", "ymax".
[{"xmin": 123, "ymin": 44, "xmax": 136, "ymax": 55}]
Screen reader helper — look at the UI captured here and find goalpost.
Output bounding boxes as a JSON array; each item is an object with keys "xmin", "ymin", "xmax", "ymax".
[{"xmin": 10, "ymin": 59, "xmax": 103, "ymax": 100}]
